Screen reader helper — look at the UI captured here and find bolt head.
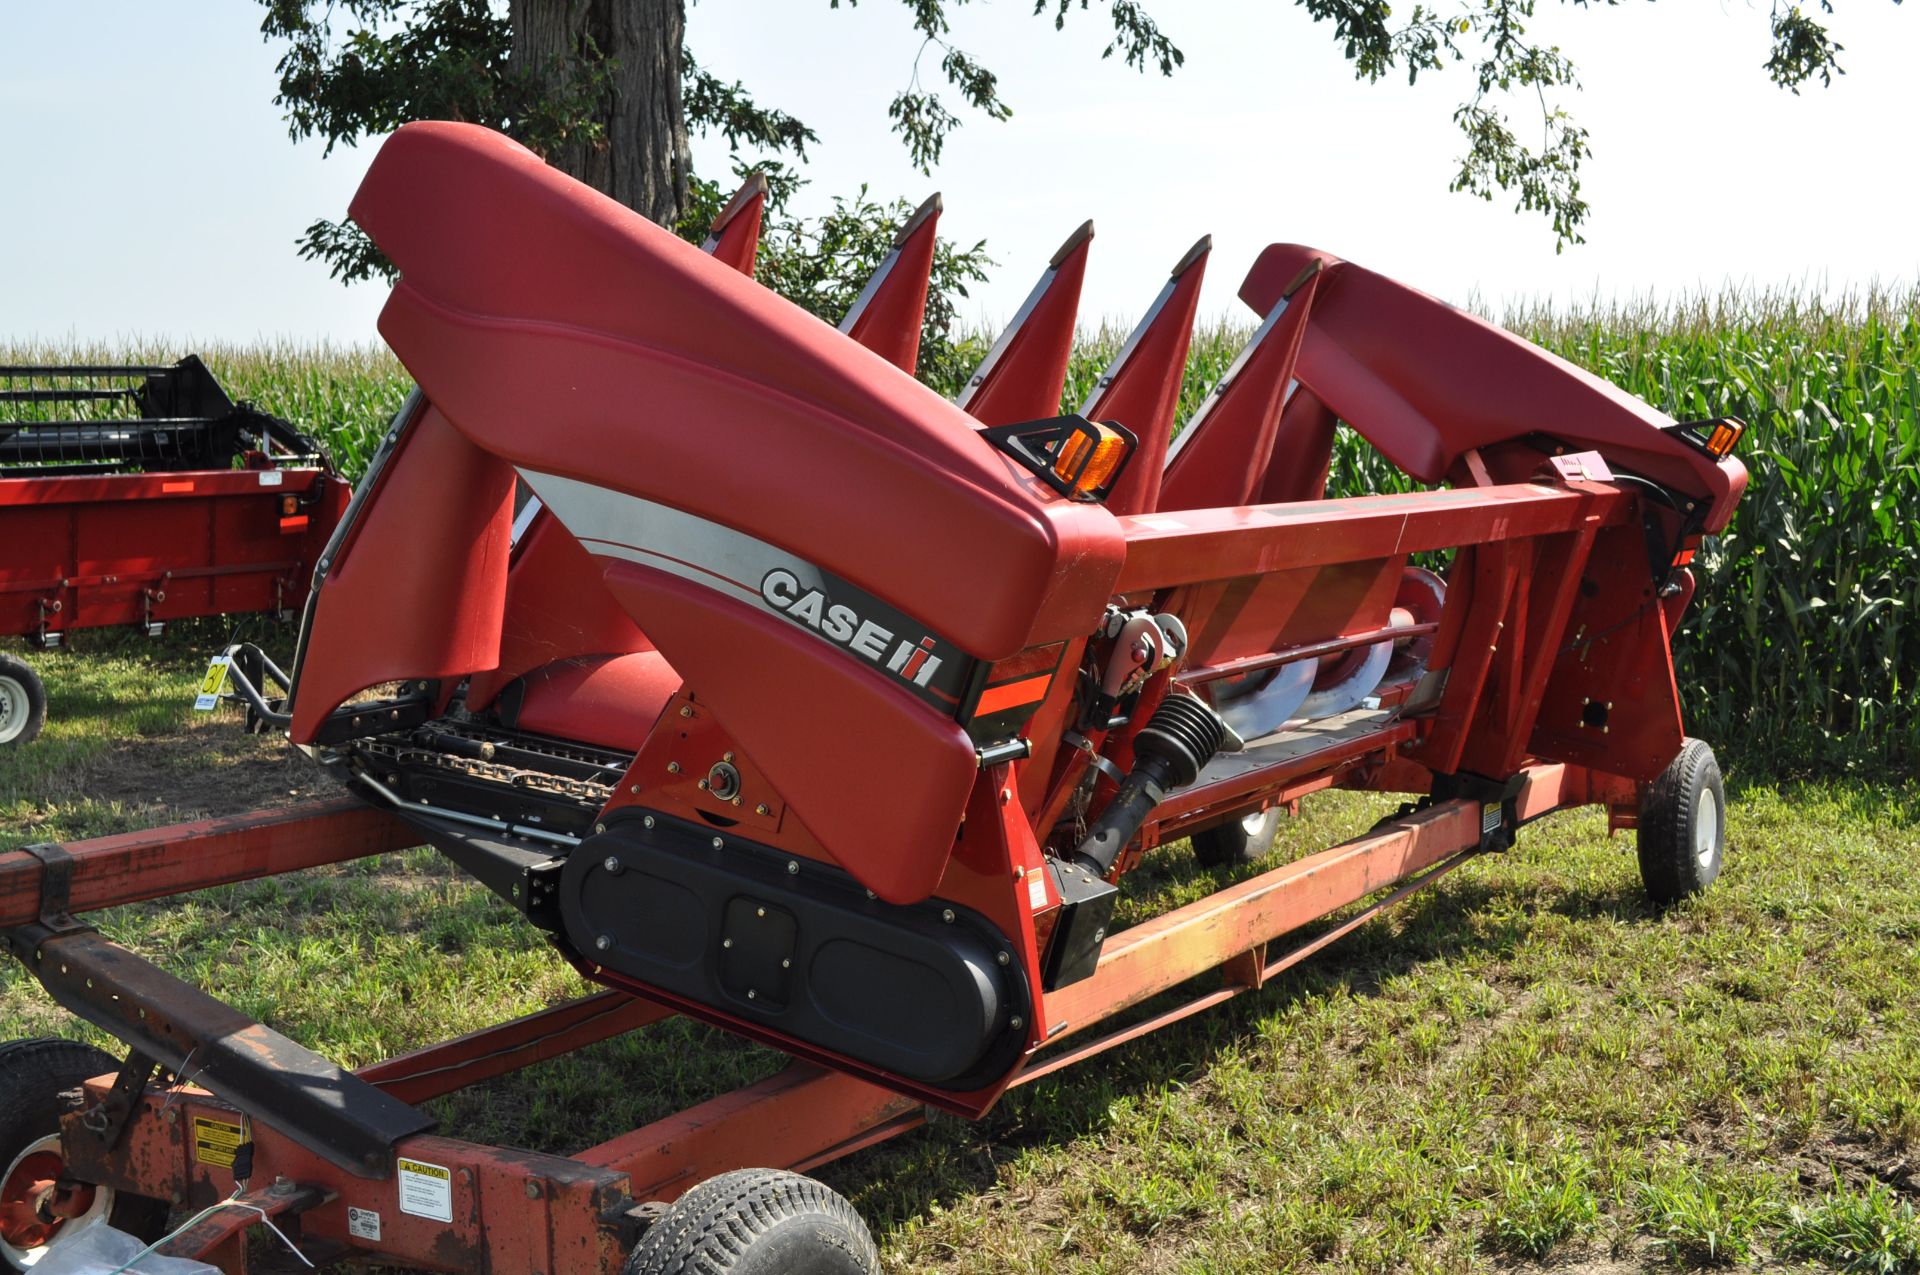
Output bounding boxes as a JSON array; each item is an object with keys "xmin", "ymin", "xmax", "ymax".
[
  {"xmin": 781, "ymin": 958, "xmax": 791, "ymax": 969},
  {"xmin": 756, "ymin": 804, "xmax": 770, "ymax": 816},
  {"xmin": 679, "ymin": 705, "xmax": 693, "ymax": 717},
  {"xmin": 595, "ymin": 935, "xmax": 612, "ymax": 951},
  {"xmin": 525, "ymin": 1180, "xmax": 541, "ymax": 1200},
  {"xmin": 594, "ymin": 823, "xmax": 606, "ymax": 835},
  {"xmin": 723, "ymin": 751, "xmax": 735, "ymax": 762},
  {"xmin": 643, "ymin": 815, "xmax": 656, "ymax": 829},
  {"xmin": 787, "ymin": 860, "xmax": 800, "ymax": 875},
  {"xmin": 1009, "ymin": 1016, "xmax": 1024, "ymax": 1031},
  {"xmin": 747, "ymin": 989, "xmax": 757, "ymax": 1000},
  {"xmin": 1000, "ymin": 789, "xmax": 1013, "ymax": 805},
  {"xmin": 666, "ymin": 761, "xmax": 681, "ymax": 774},
  {"xmin": 996, "ymin": 951, "xmax": 1011, "ymax": 966},
  {"xmin": 722, "ymin": 938, "xmax": 733, "ymax": 949},
  {"xmin": 697, "ymin": 779, "xmax": 709, "ymax": 791},
  {"xmin": 941, "ymin": 908, "xmax": 956, "ymax": 924},
  {"xmin": 603, "ymin": 856, "xmax": 621, "ymax": 874},
  {"xmin": 712, "ymin": 836, "xmax": 724, "ymax": 850}
]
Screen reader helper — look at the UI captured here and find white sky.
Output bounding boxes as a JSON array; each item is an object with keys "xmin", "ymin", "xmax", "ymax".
[{"xmin": 2, "ymin": 1, "xmax": 1915, "ymax": 345}]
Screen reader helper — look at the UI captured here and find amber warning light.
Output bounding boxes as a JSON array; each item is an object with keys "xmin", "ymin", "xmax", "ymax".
[
  {"xmin": 1671, "ymin": 416, "xmax": 1746, "ymax": 460},
  {"xmin": 980, "ymin": 414, "xmax": 1137, "ymax": 503}
]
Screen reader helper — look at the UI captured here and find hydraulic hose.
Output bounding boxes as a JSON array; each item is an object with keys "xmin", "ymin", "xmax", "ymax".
[{"xmin": 1070, "ymin": 694, "xmax": 1230, "ymax": 877}]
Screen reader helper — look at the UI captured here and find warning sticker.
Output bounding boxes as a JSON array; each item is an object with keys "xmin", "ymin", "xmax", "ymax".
[
  {"xmin": 347, "ymin": 1206, "xmax": 382, "ymax": 1242},
  {"xmin": 257, "ymin": 470, "xmax": 285, "ymax": 487},
  {"xmin": 192, "ymin": 655, "xmax": 232, "ymax": 712},
  {"xmin": 193, "ymin": 1116, "xmax": 245, "ymax": 1168},
  {"xmin": 1026, "ymin": 866, "xmax": 1049, "ymax": 911},
  {"xmin": 397, "ymin": 1157, "xmax": 453, "ymax": 1223}
]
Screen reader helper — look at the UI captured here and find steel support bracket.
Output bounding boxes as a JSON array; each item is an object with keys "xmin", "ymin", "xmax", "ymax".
[
  {"xmin": 18, "ymin": 842, "xmax": 87, "ymax": 934},
  {"xmin": 82, "ymin": 1048, "xmax": 160, "ymax": 1151}
]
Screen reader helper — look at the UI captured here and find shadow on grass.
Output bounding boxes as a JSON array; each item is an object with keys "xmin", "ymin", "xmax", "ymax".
[{"xmin": 828, "ymin": 872, "xmax": 1542, "ymax": 1235}]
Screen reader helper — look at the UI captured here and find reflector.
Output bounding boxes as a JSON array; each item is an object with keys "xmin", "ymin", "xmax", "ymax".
[{"xmin": 1053, "ymin": 424, "xmax": 1127, "ymax": 496}]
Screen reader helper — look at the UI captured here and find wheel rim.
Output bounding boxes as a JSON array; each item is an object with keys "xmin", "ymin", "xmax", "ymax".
[
  {"xmin": 1694, "ymin": 787, "xmax": 1720, "ymax": 869},
  {"xmin": 0, "ymin": 1136, "xmax": 108, "ymax": 1268},
  {"xmin": 1240, "ymin": 810, "xmax": 1270, "ymax": 837},
  {"xmin": 0, "ymin": 676, "xmax": 25, "ymax": 746}
]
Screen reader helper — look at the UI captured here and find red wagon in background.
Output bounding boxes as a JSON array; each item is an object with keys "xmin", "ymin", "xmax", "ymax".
[{"xmin": 0, "ymin": 357, "xmax": 350, "ymax": 746}]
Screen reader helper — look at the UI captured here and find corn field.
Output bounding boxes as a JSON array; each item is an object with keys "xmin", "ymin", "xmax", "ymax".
[{"xmin": 6, "ymin": 285, "xmax": 1913, "ymax": 773}]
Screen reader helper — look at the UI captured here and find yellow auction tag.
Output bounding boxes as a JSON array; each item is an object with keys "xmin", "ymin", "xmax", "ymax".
[{"xmin": 192, "ymin": 655, "xmax": 232, "ymax": 712}]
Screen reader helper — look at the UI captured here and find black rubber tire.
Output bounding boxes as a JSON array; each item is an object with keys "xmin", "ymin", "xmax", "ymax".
[
  {"xmin": 1192, "ymin": 807, "xmax": 1285, "ymax": 869},
  {"xmin": 0, "ymin": 654, "xmax": 46, "ymax": 749},
  {"xmin": 623, "ymin": 1169, "xmax": 878, "ymax": 1275},
  {"xmin": 0, "ymin": 1039, "xmax": 169, "ymax": 1273},
  {"xmin": 1636, "ymin": 737, "xmax": 1727, "ymax": 905}
]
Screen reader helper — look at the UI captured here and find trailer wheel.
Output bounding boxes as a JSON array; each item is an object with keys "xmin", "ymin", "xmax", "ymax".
[
  {"xmin": 0, "ymin": 655, "xmax": 45, "ymax": 749},
  {"xmin": 1636, "ymin": 738, "xmax": 1727, "ymax": 906},
  {"xmin": 623, "ymin": 1169, "xmax": 878, "ymax": 1275},
  {"xmin": 0, "ymin": 1039, "xmax": 169, "ymax": 1272},
  {"xmin": 1192, "ymin": 807, "xmax": 1285, "ymax": 868}
]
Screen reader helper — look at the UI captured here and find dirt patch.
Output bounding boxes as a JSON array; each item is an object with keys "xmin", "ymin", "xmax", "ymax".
[{"xmin": 73, "ymin": 718, "xmax": 341, "ymax": 822}]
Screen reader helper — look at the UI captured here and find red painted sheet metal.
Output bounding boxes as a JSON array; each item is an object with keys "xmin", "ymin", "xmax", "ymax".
[
  {"xmin": 701, "ymin": 171, "xmax": 767, "ymax": 277},
  {"xmin": 0, "ymin": 468, "xmax": 342, "ymax": 638},
  {"xmin": 1160, "ymin": 270, "xmax": 1320, "ymax": 511},
  {"xmin": 956, "ymin": 220, "xmax": 1092, "ymax": 426},
  {"xmin": 1086, "ymin": 236, "xmax": 1210, "ymax": 517},
  {"xmin": 463, "ymin": 511, "xmax": 651, "ymax": 713},
  {"xmin": 505, "ymin": 651, "xmax": 680, "ymax": 754},
  {"xmin": 1255, "ymin": 385, "xmax": 1338, "ymax": 504},
  {"xmin": 289, "ymin": 405, "xmax": 516, "ymax": 741},
  {"xmin": 1239, "ymin": 244, "xmax": 1748, "ymax": 530},
  {"xmin": 0, "ymin": 469, "xmax": 330, "ymax": 508},
  {"xmin": 1114, "ymin": 480, "xmax": 1627, "ymax": 593},
  {"xmin": 839, "ymin": 193, "xmax": 941, "ymax": 374},
  {"xmin": 602, "ymin": 561, "xmax": 976, "ymax": 904},
  {"xmin": 349, "ymin": 124, "xmax": 1123, "ymax": 660},
  {"xmin": 462, "ymin": 183, "xmax": 778, "ymax": 715}
]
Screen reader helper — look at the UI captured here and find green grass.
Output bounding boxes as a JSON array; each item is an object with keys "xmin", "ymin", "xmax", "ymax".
[
  {"xmin": 4, "ymin": 649, "xmax": 1920, "ymax": 1271},
  {"xmin": 1782, "ymin": 1176, "xmax": 1920, "ymax": 1274}
]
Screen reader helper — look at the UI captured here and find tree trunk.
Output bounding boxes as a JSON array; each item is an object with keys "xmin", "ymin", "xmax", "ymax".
[{"xmin": 509, "ymin": 0, "xmax": 690, "ymax": 226}]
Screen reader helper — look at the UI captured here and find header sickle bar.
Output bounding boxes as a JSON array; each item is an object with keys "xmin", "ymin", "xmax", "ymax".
[
  {"xmin": 1158, "ymin": 265, "xmax": 1322, "ymax": 512},
  {"xmin": 1080, "ymin": 235, "xmax": 1210, "ymax": 517},
  {"xmin": 839, "ymin": 193, "xmax": 943, "ymax": 375},
  {"xmin": 701, "ymin": 171, "xmax": 769, "ymax": 277},
  {"xmin": 955, "ymin": 220, "xmax": 1093, "ymax": 426}
]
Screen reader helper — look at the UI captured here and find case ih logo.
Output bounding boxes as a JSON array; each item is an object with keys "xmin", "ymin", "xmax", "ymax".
[{"xmin": 760, "ymin": 568, "xmax": 943, "ymax": 688}]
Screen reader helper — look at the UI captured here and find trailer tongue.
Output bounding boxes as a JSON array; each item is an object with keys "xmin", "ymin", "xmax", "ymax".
[{"xmin": 0, "ymin": 121, "xmax": 1743, "ymax": 1275}]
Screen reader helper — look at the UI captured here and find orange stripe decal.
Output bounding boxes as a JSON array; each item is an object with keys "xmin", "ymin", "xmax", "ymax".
[{"xmin": 976, "ymin": 674, "xmax": 1051, "ymax": 716}]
